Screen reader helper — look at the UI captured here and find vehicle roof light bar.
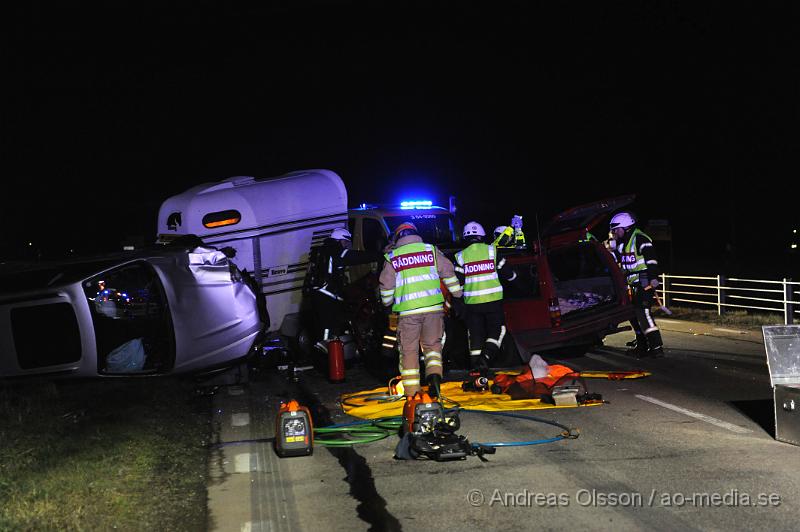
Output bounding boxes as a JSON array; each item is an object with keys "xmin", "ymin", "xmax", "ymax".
[{"xmin": 400, "ymin": 200, "xmax": 433, "ymax": 210}]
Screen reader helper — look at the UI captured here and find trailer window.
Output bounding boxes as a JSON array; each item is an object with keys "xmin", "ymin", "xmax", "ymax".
[{"xmin": 202, "ymin": 210, "xmax": 241, "ymax": 229}]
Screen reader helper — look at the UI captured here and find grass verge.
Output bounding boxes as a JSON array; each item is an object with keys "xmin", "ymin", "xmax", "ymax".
[{"xmin": 0, "ymin": 377, "xmax": 211, "ymax": 531}]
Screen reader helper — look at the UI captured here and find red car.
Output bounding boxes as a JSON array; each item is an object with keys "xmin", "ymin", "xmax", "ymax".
[
  {"xmin": 500, "ymin": 196, "xmax": 636, "ymax": 362},
  {"xmin": 443, "ymin": 195, "xmax": 637, "ymax": 367}
]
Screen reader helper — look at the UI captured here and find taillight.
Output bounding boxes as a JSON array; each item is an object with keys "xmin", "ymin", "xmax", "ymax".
[{"xmin": 548, "ymin": 297, "xmax": 562, "ymax": 328}]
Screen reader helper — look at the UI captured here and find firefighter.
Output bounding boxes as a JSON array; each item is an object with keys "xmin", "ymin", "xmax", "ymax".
[
  {"xmin": 454, "ymin": 221, "xmax": 517, "ymax": 374},
  {"xmin": 379, "ymin": 222, "xmax": 463, "ymax": 397},
  {"xmin": 493, "ymin": 225, "xmax": 515, "ymax": 248},
  {"xmin": 609, "ymin": 212, "xmax": 665, "ymax": 358},
  {"xmin": 308, "ymin": 227, "xmax": 383, "ymax": 355}
]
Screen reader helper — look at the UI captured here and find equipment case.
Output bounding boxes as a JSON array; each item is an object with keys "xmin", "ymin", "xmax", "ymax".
[{"xmin": 762, "ymin": 325, "xmax": 800, "ymax": 446}]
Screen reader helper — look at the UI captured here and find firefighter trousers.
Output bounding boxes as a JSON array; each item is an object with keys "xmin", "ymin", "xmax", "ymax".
[
  {"xmin": 464, "ymin": 300, "xmax": 505, "ymax": 373},
  {"xmin": 311, "ymin": 291, "xmax": 347, "ymax": 352},
  {"xmin": 629, "ymin": 286, "xmax": 663, "ymax": 351},
  {"xmin": 396, "ymin": 311, "xmax": 444, "ymax": 396}
]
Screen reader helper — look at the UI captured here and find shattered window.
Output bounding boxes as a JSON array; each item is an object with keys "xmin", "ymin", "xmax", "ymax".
[{"xmin": 83, "ymin": 262, "xmax": 174, "ymax": 373}]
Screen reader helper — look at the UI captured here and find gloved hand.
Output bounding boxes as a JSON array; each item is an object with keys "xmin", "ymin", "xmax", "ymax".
[
  {"xmin": 649, "ymin": 278, "xmax": 660, "ymax": 289},
  {"xmin": 451, "ymin": 297, "xmax": 466, "ymax": 320},
  {"xmin": 510, "ymin": 215, "xmax": 523, "ymax": 230}
]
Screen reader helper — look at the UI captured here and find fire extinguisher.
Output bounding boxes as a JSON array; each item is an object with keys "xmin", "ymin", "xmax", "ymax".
[{"xmin": 327, "ymin": 337, "xmax": 345, "ymax": 383}]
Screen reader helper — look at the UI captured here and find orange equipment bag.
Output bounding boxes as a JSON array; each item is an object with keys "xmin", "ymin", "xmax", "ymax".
[{"xmin": 492, "ymin": 364, "xmax": 584, "ymax": 401}]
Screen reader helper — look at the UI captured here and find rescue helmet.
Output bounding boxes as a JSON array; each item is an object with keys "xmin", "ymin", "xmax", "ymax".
[
  {"xmin": 494, "ymin": 225, "xmax": 512, "ymax": 246},
  {"xmin": 609, "ymin": 211, "xmax": 636, "ymax": 230},
  {"xmin": 330, "ymin": 227, "xmax": 352, "ymax": 241},
  {"xmin": 462, "ymin": 221, "xmax": 486, "ymax": 239},
  {"xmin": 393, "ymin": 221, "xmax": 419, "ymax": 240}
]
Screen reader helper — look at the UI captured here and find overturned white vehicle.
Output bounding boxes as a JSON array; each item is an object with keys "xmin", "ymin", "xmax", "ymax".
[{"xmin": 0, "ymin": 242, "xmax": 264, "ymax": 378}]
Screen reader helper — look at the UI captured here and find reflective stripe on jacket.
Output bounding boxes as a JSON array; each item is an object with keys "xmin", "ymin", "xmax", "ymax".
[
  {"xmin": 385, "ymin": 242, "xmax": 444, "ymax": 313},
  {"xmin": 619, "ymin": 228, "xmax": 651, "ymax": 285},
  {"xmin": 455, "ymin": 243, "xmax": 503, "ymax": 304}
]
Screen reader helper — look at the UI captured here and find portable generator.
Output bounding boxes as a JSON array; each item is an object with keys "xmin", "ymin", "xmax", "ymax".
[{"xmin": 274, "ymin": 400, "xmax": 313, "ymax": 457}]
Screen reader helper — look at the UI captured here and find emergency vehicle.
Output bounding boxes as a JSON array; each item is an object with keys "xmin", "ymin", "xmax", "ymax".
[{"xmin": 346, "ymin": 198, "xmax": 458, "ymax": 283}]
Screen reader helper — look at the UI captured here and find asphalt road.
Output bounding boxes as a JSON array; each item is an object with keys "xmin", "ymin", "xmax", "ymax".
[{"xmin": 206, "ymin": 320, "xmax": 798, "ymax": 532}]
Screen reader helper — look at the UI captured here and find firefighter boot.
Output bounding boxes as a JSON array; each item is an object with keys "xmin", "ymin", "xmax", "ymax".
[
  {"xmin": 470, "ymin": 352, "xmax": 489, "ymax": 377},
  {"xmin": 644, "ymin": 330, "xmax": 665, "ymax": 358},
  {"xmin": 481, "ymin": 342, "xmax": 500, "ymax": 373},
  {"xmin": 427, "ymin": 373, "xmax": 442, "ymax": 399},
  {"xmin": 626, "ymin": 334, "xmax": 648, "ymax": 357}
]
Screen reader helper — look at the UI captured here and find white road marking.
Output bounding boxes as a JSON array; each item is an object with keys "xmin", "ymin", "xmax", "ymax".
[
  {"xmin": 713, "ymin": 327, "xmax": 748, "ymax": 334},
  {"xmin": 656, "ymin": 319, "xmax": 682, "ymax": 324},
  {"xmin": 232, "ymin": 413, "xmax": 250, "ymax": 426},
  {"xmin": 235, "ymin": 453, "xmax": 258, "ymax": 473},
  {"xmin": 635, "ymin": 394, "xmax": 753, "ymax": 434}
]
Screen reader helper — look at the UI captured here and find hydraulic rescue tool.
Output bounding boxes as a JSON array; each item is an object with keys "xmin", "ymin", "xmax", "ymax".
[
  {"xmin": 275, "ymin": 400, "xmax": 314, "ymax": 457},
  {"xmin": 395, "ymin": 390, "xmax": 496, "ymax": 461}
]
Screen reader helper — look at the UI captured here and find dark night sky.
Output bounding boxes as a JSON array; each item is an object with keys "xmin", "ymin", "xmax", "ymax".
[{"xmin": 4, "ymin": 1, "xmax": 799, "ymax": 276}]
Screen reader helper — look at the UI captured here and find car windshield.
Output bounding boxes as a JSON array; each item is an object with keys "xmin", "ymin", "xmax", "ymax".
[{"xmin": 385, "ymin": 214, "xmax": 455, "ymax": 246}]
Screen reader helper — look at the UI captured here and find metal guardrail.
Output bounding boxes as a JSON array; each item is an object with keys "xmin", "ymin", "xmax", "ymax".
[{"xmin": 658, "ymin": 274, "xmax": 799, "ymax": 325}]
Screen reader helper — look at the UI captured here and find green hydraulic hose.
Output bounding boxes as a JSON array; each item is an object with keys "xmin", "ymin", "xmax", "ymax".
[{"xmin": 313, "ymin": 418, "xmax": 403, "ymax": 446}]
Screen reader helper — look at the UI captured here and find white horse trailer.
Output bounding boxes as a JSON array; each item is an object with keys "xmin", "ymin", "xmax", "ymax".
[{"xmin": 156, "ymin": 169, "xmax": 348, "ymax": 340}]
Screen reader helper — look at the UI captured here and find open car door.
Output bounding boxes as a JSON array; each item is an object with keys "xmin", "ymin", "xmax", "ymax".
[{"xmin": 541, "ymin": 194, "xmax": 636, "ymax": 246}]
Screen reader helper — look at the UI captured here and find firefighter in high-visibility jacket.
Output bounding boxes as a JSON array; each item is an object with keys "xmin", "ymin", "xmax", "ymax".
[
  {"xmin": 609, "ymin": 211, "xmax": 665, "ymax": 358},
  {"xmin": 454, "ymin": 221, "xmax": 517, "ymax": 375},
  {"xmin": 379, "ymin": 222, "xmax": 463, "ymax": 397}
]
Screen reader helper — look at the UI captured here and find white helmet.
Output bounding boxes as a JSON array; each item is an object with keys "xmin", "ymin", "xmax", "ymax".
[
  {"xmin": 609, "ymin": 212, "xmax": 636, "ymax": 230},
  {"xmin": 494, "ymin": 225, "xmax": 508, "ymax": 237},
  {"xmin": 462, "ymin": 221, "xmax": 486, "ymax": 238},
  {"xmin": 330, "ymin": 227, "xmax": 352, "ymax": 241}
]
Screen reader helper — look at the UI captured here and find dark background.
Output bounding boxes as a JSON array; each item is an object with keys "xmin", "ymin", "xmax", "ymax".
[{"xmin": 4, "ymin": 1, "xmax": 798, "ymax": 277}]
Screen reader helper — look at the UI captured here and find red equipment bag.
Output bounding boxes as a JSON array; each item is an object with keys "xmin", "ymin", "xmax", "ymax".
[{"xmin": 492, "ymin": 364, "xmax": 583, "ymax": 401}]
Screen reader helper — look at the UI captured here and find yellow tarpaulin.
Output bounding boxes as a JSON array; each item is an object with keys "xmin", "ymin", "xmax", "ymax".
[
  {"xmin": 578, "ymin": 370, "xmax": 651, "ymax": 379},
  {"xmin": 494, "ymin": 369, "xmax": 652, "ymax": 379},
  {"xmin": 340, "ymin": 380, "xmax": 601, "ymax": 420}
]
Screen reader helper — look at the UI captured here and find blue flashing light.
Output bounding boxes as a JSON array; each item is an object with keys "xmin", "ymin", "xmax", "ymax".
[{"xmin": 400, "ymin": 200, "xmax": 433, "ymax": 210}]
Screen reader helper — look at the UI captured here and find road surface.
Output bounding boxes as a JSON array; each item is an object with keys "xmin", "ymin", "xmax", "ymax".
[{"xmin": 206, "ymin": 320, "xmax": 798, "ymax": 532}]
